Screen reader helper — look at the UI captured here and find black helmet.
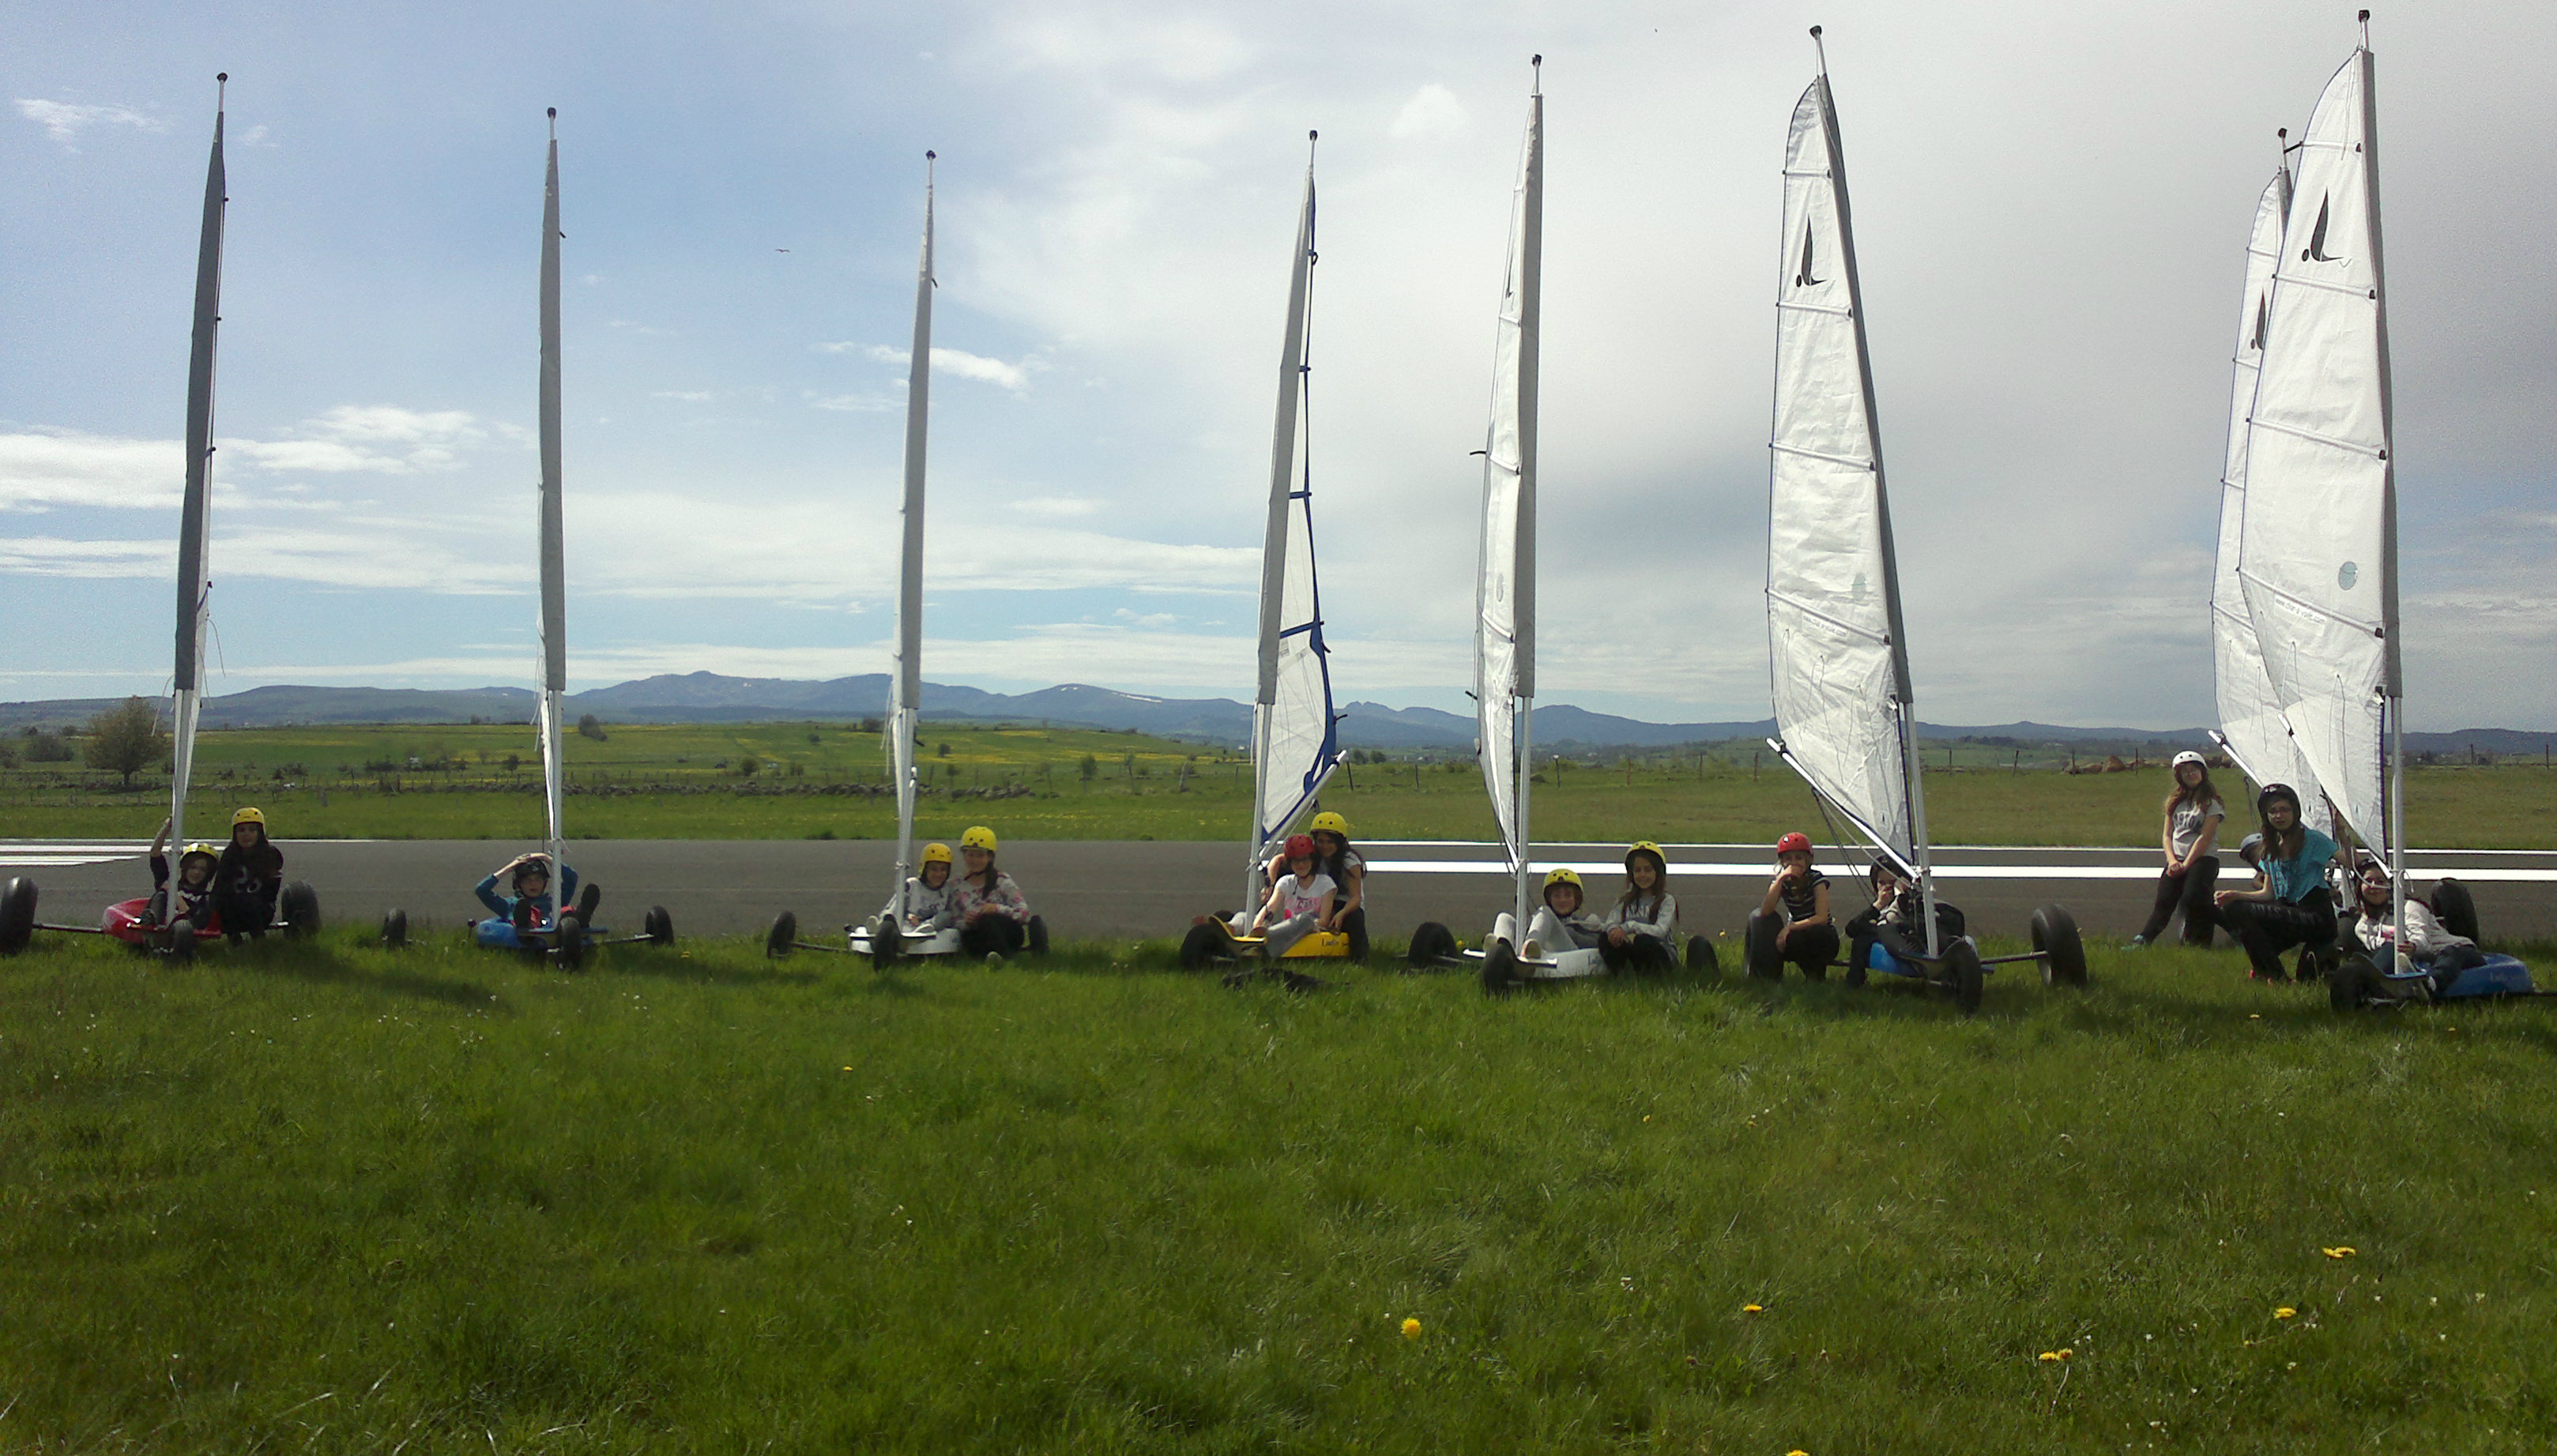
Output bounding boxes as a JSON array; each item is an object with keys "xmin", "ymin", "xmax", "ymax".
[{"xmin": 2256, "ymin": 783, "xmax": 2302, "ymax": 815}]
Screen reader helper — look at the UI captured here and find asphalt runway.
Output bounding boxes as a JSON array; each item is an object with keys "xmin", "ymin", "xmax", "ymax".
[{"xmin": 9, "ymin": 838, "xmax": 2557, "ymax": 944}]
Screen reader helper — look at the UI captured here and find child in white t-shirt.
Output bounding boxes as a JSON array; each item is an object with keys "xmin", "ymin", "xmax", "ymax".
[
  {"xmin": 1248, "ymin": 833, "xmax": 1336, "ymax": 958},
  {"xmin": 884, "ymin": 843, "xmax": 955, "ymax": 933}
]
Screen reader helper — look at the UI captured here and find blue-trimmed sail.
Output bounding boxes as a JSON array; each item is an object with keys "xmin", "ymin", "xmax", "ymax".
[{"xmin": 1248, "ymin": 144, "xmax": 1343, "ymax": 890}]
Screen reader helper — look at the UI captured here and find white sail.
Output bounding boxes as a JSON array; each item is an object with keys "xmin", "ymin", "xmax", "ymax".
[
  {"xmin": 170, "ymin": 81, "xmax": 228, "ymax": 855},
  {"xmin": 887, "ymin": 156, "xmax": 935, "ymax": 919},
  {"xmin": 536, "ymin": 111, "xmax": 568, "ymax": 879},
  {"xmin": 2236, "ymin": 41, "xmax": 2398, "ymax": 863},
  {"xmin": 1765, "ymin": 56, "xmax": 1932, "ymax": 894},
  {"xmin": 1246, "ymin": 141, "xmax": 1343, "ymax": 903},
  {"xmin": 1476, "ymin": 64, "xmax": 1542, "ymax": 930},
  {"xmin": 2210, "ymin": 161, "xmax": 2331, "ymax": 834}
]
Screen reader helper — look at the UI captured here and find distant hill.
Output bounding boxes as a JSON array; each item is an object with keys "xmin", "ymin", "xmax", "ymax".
[{"xmin": 5, "ymin": 675, "xmax": 2551, "ymax": 758}]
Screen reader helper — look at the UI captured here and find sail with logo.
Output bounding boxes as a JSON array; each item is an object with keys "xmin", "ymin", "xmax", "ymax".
[
  {"xmin": 2235, "ymin": 21, "xmax": 2401, "ymax": 929},
  {"xmin": 1245, "ymin": 135, "xmax": 1346, "ymax": 908},
  {"xmin": 2210, "ymin": 151, "xmax": 2333, "ymax": 835},
  {"xmin": 1762, "ymin": 31, "xmax": 1940, "ymax": 953},
  {"xmin": 169, "ymin": 78, "xmax": 230, "ymax": 861}
]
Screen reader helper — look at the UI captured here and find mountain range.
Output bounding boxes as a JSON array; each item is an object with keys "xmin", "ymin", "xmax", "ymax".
[{"xmin": 5, "ymin": 673, "xmax": 2551, "ymax": 758}]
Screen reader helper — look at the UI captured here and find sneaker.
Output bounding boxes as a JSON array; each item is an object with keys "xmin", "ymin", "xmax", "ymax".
[
  {"xmin": 983, "ymin": 951, "xmax": 1004, "ymax": 967},
  {"xmin": 1521, "ymin": 938, "xmax": 1545, "ymax": 961},
  {"xmin": 2124, "ymin": 935, "xmax": 2150, "ymax": 949}
]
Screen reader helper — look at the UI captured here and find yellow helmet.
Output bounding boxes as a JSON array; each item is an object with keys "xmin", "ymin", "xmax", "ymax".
[
  {"xmin": 960, "ymin": 826, "xmax": 998, "ymax": 852},
  {"xmin": 179, "ymin": 842, "xmax": 220, "ymax": 866},
  {"xmin": 1542, "ymin": 867, "xmax": 1584, "ymax": 892},
  {"xmin": 232, "ymin": 807, "xmax": 265, "ymax": 827},
  {"xmin": 1309, "ymin": 811, "xmax": 1350, "ymax": 836},
  {"xmin": 1626, "ymin": 840, "xmax": 1666, "ymax": 867},
  {"xmin": 921, "ymin": 842, "xmax": 953, "ymax": 865}
]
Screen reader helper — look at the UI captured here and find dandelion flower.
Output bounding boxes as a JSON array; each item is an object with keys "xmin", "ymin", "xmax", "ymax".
[
  {"xmin": 2275, "ymin": 1307, "xmax": 2296, "ymax": 1319},
  {"xmin": 2322, "ymin": 1247, "xmax": 2356, "ymax": 1258},
  {"xmin": 2038, "ymin": 1352, "xmax": 2062, "ymax": 1363},
  {"xmin": 1401, "ymin": 1317, "xmax": 1422, "ymax": 1340},
  {"xmin": 1743, "ymin": 1304, "xmax": 1764, "ymax": 1314}
]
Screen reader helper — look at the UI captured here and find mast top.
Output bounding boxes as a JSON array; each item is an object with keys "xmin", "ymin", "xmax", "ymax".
[
  {"xmin": 546, "ymin": 106, "xmax": 556, "ymax": 141},
  {"xmin": 1810, "ymin": 25, "xmax": 1830, "ymax": 76},
  {"xmin": 2359, "ymin": 9, "xmax": 2371, "ymax": 46},
  {"xmin": 1530, "ymin": 54, "xmax": 1542, "ymax": 95}
]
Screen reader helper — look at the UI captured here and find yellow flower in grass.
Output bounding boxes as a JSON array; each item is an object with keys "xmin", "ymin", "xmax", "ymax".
[
  {"xmin": 2275, "ymin": 1307, "xmax": 2296, "ymax": 1319},
  {"xmin": 2322, "ymin": 1247, "xmax": 2356, "ymax": 1259},
  {"xmin": 1742, "ymin": 1304, "xmax": 1764, "ymax": 1315},
  {"xmin": 1400, "ymin": 1318, "xmax": 1422, "ymax": 1340}
]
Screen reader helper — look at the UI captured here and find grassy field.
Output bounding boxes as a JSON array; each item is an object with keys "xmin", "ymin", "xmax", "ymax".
[
  {"xmin": 2, "ymin": 926, "xmax": 2551, "ymax": 1452},
  {"xmin": 9, "ymin": 720, "xmax": 2557, "ymax": 847}
]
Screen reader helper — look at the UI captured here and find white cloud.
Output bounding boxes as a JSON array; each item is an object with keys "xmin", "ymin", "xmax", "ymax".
[
  {"xmin": 0, "ymin": 431, "xmax": 183, "ymax": 510},
  {"xmin": 239, "ymin": 123, "xmax": 273, "ymax": 148},
  {"xmin": 221, "ymin": 405, "xmax": 512, "ymax": 475},
  {"xmin": 1017, "ymin": 495, "xmax": 1102, "ymax": 518},
  {"xmin": 808, "ymin": 390, "xmax": 902, "ymax": 413},
  {"xmin": 1389, "ymin": 84, "xmax": 1467, "ymax": 140},
  {"xmin": 651, "ymin": 390, "xmax": 714, "ymax": 402},
  {"xmin": 15, "ymin": 97, "xmax": 163, "ymax": 149},
  {"xmin": 0, "ymin": 535, "xmax": 171, "ymax": 578},
  {"xmin": 819, "ymin": 342, "xmax": 1041, "ymax": 393}
]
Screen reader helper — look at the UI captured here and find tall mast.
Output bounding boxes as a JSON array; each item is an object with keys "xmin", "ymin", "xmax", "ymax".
[
  {"xmin": 889, "ymin": 152, "xmax": 936, "ymax": 920},
  {"xmin": 537, "ymin": 107, "xmax": 567, "ymax": 882},
  {"xmin": 1476, "ymin": 56, "xmax": 1542, "ymax": 936},
  {"xmin": 1247, "ymin": 133, "xmax": 1323, "ymax": 910},
  {"xmin": 170, "ymin": 74, "xmax": 228, "ymax": 856}
]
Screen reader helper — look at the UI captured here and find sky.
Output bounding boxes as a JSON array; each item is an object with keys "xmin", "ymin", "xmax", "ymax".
[{"xmin": 3, "ymin": 0, "xmax": 2551, "ymax": 729}]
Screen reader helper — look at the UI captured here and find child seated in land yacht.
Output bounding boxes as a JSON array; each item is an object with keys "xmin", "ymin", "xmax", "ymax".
[
  {"xmin": 1521, "ymin": 867, "xmax": 1606, "ymax": 959},
  {"xmin": 142, "ymin": 816, "xmax": 220, "ymax": 930},
  {"xmin": 475, "ymin": 852, "xmax": 599, "ymax": 936},
  {"xmin": 1843, "ymin": 860, "xmax": 1967, "ymax": 978},
  {"xmin": 1241, "ymin": 833, "xmax": 1338, "ymax": 960},
  {"xmin": 2349, "ymin": 862, "xmax": 2485, "ymax": 986},
  {"xmin": 1599, "ymin": 841, "xmax": 1680, "ymax": 973},
  {"xmin": 884, "ymin": 842, "xmax": 956, "ymax": 934}
]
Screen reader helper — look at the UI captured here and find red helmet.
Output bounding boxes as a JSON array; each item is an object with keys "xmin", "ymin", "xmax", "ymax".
[
  {"xmin": 1284, "ymin": 833, "xmax": 1317, "ymax": 859},
  {"xmin": 1775, "ymin": 832, "xmax": 1813, "ymax": 856}
]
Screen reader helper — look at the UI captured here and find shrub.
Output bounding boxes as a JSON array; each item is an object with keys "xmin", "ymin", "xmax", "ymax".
[
  {"xmin": 24, "ymin": 730, "xmax": 73, "ymax": 763},
  {"xmin": 576, "ymin": 713, "xmax": 608, "ymax": 741},
  {"xmin": 738, "ymin": 754, "xmax": 762, "ymax": 778},
  {"xmin": 83, "ymin": 697, "xmax": 169, "ymax": 788},
  {"xmin": 1079, "ymin": 754, "xmax": 1098, "ymax": 783}
]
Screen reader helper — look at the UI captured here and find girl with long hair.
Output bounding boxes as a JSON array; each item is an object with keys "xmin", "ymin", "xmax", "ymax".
[
  {"xmin": 2212, "ymin": 784, "xmax": 2344, "ymax": 981},
  {"xmin": 2129, "ymin": 751, "xmax": 2225, "ymax": 947}
]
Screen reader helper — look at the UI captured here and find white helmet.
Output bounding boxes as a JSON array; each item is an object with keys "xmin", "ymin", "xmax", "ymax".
[{"xmin": 2171, "ymin": 751, "xmax": 2207, "ymax": 769}]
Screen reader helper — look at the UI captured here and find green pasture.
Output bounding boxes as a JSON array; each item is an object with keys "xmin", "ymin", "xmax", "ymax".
[
  {"xmin": 8, "ymin": 719, "xmax": 2557, "ymax": 848},
  {"xmin": 2, "ymin": 927, "xmax": 2550, "ymax": 1452}
]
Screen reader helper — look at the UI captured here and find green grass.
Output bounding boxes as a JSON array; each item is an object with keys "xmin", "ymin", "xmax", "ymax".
[
  {"xmin": 10, "ymin": 720, "xmax": 2557, "ymax": 847},
  {"xmin": 3, "ymin": 928, "xmax": 2551, "ymax": 1452}
]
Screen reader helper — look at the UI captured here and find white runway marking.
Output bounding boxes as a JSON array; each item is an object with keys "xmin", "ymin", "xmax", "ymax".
[
  {"xmin": 0, "ymin": 841, "xmax": 149, "ymax": 869},
  {"xmin": 1364, "ymin": 860, "xmax": 2557, "ymax": 884}
]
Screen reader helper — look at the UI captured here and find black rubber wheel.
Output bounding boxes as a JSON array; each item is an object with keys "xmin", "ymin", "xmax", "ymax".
[
  {"xmin": 167, "ymin": 919, "xmax": 197, "ymax": 965},
  {"xmin": 1481, "ymin": 939, "xmax": 1520, "ymax": 998},
  {"xmin": 1408, "ymin": 921, "xmax": 1457, "ymax": 970},
  {"xmin": 1745, "ymin": 913, "xmax": 1783, "ymax": 980},
  {"xmin": 1027, "ymin": 916, "xmax": 1049, "ymax": 957},
  {"xmin": 2329, "ymin": 954, "xmax": 2377, "ymax": 1012},
  {"xmin": 553, "ymin": 914, "xmax": 586, "ymax": 969},
  {"xmin": 0, "ymin": 877, "xmax": 36, "ymax": 957},
  {"xmin": 870, "ymin": 916, "xmax": 903, "ymax": 968},
  {"xmin": 1179, "ymin": 922, "xmax": 1226, "ymax": 970},
  {"xmin": 1946, "ymin": 939, "xmax": 1984, "ymax": 1014},
  {"xmin": 279, "ymin": 882, "xmax": 321, "ymax": 940},
  {"xmin": 1843, "ymin": 936, "xmax": 1870, "ymax": 989},
  {"xmin": 2430, "ymin": 879, "xmax": 2480, "ymax": 943},
  {"xmin": 764, "ymin": 911, "xmax": 798, "ymax": 958},
  {"xmin": 644, "ymin": 905, "xmax": 674, "ymax": 946},
  {"xmin": 1685, "ymin": 934, "xmax": 1718, "ymax": 979},
  {"xmin": 379, "ymin": 909, "xmax": 409, "ymax": 949},
  {"xmin": 2031, "ymin": 903, "xmax": 2088, "ymax": 988}
]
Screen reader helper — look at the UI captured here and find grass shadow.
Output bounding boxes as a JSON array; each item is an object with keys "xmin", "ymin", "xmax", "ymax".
[{"xmin": 220, "ymin": 942, "xmax": 501, "ymax": 1008}]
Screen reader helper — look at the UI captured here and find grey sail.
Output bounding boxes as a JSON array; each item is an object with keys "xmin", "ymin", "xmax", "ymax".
[
  {"xmin": 537, "ymin": 112, "xmax": 568, "ymax": 877},
  {"xmin": 169, "ymin": 83, "xmax": 228, "ymax": 855},
  {"xmin": 887, "ymin": 155, "xmax": 935, "ymax": 919},
  {"xmin": 1476, "ymin": 62, "xmax": 1542, "ymax": 934},
  {"xmin": 1765, "ymin": 39, "xmax": 1938, "ymax": 951},
  {"xmin": 1245, "ymin": 140, "xmax": 1343, "ymax": 908}
]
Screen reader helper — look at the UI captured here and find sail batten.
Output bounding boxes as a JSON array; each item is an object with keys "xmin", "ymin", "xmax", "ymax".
[
  {"xmin": 2235, "ymin": 43, "xmax": 2397, "ymax": 863},
  {"xmin": 170, "ymin": 88, "xmax": 227, "ymax": 854},
  {"xmin": 536, "ymin": 116, "xmax": 567, "ymax": 877},
  {"xmin": 1765, "ymin": 54, "xmax": 1936, "ymax": 951},
  {"xmin": 1477, "ymin": 72, "xmax": 1542, "ymax": 928},
  {"xmin": 888, "ymin": 157, "xmax": 935, "ymax": 918},
  {"xmin": 1246, "ymin": 149, "xmax": 1342, "ymax": 901}
]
